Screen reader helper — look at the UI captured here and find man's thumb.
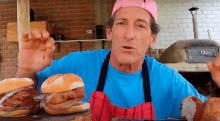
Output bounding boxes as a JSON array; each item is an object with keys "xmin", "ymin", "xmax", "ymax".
[
  {"xmin": 207, "ymin": 61, "xmax": 220, "ymax": 87},
  {"xmin": 45, "ymin": 46, "xmax": 55, "ymax": 66},
  {"xmin": 207, "ymin": 61, "xmax": 214, "ymax": 72}
]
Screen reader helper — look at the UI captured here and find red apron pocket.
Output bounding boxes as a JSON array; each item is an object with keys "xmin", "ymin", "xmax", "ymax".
[
  {"xmin": 142, "ymin": 102, "xmax": 155, "ymax": 119},
  {"xmin": 125, "ymin": 108, "xmax": 135, "ymax": 118},
  {"xmin": 108, "ymin": 102, "xmax": 116, "ymax": 118},
  {"xmin": 89, "ymin": 91, "xmax": 106, "ymax": 121},
  {"xmin": 89, "ymin": 92, "xmax": 95, "ymax": 110},
  {"xmin": 100, "ymin": 95, "xmax": 110, "ymax": 121},
  {"xmin": 95, "ymin": 91, "xmax": 106, "ymax": 99},
  {"xmin": 115, "ymin": 106, "xmax": 126, "ymax": 118},
  {"xmin": 133, "ymin": 105, "xmax": 143, "ymax": 119}
]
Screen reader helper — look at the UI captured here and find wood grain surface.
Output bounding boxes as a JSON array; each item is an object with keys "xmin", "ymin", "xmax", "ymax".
[{"xmin": 0, "ymin": 101, "xmax": 92, "ymax": 121}]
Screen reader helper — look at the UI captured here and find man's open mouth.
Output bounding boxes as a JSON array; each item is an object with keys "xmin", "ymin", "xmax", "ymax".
[{"xmin": 122, "ymin": 46, "xmax": 135, "ymax": 49}]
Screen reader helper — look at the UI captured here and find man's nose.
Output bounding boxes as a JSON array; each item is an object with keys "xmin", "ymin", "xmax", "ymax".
[{"xmin": 124, "ymin": 25, "xmax": 134, "ymax": 40}]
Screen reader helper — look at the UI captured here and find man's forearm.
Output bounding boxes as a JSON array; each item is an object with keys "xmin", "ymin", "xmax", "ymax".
[
  {"xmin": 16, "ymin": 67, "xmax": 41, "ymax": 96},
  {"xmin": 16, "ymin": 67, "xmax": 36, "ymax": 80}
]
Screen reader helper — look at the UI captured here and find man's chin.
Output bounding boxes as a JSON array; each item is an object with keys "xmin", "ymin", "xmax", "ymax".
[{"xmin": 117, "ymin": 56, "xmax": 136, "ymax": 65}]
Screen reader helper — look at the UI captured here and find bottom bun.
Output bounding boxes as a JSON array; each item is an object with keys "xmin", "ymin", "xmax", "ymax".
[
  {"xmin": 0, "ymin": 109, "xmax": 32, "ymax": 117},
  {"xmin": 0, "ymin": 104, "xmax": 40, "ymax": 117},
  {"xmin": 44, "ymin": 102, "xmax": 90, "ymax": 115}
]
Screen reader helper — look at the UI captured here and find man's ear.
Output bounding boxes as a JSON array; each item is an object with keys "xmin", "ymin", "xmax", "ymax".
[
  {"xmin": 106, "ymin": 25, "xmax": 112, "ymax": 41},
  {"xmin": 150, "ymin": 34, "xmax": 157, "ymax": 48}
]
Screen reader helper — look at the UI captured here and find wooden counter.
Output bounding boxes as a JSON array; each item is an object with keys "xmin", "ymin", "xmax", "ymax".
[
  {"xmin": 164, "ymin": 63, "xmax": 209, "ymax": 72},
  {"xmin": 0, "ymin": 101, "xmax": 92, "ymax": 121}
]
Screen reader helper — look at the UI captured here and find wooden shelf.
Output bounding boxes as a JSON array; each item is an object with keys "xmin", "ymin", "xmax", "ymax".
[
  {"xmin": 55, "ymin": 39, "xmax": 109, "ymax": 51},
  {"xmin": 7, "ymin": 21, "xmax": 52, "ymax": 42},
  {"xmin": 165, "ymin": 63, "xmax": 209, "ymax": 72}
]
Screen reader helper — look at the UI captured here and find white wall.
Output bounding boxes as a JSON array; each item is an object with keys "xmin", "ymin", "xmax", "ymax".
[{"xmin": 154, "ymin": 0, "xmax": 220, "ymax": 49}]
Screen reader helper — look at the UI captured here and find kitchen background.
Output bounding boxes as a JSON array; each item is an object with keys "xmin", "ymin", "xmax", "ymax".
[{"xmin": 0, "ymin": 0, "xmax": 220, "ymax": 80}]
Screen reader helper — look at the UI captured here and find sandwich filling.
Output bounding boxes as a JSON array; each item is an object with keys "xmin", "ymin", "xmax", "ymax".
[
  {"xmin": 44, "ymin": 87, "xmax": 86, "ymax": 109},
  {"xmin": 0, "ymin": 86, "xmax": 36, "ymax": 111}
]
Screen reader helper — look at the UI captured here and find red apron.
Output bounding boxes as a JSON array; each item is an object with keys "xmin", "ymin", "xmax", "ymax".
[{"xmin": 89, "ymin": 51, "xmax": 155, "ymax": 121}]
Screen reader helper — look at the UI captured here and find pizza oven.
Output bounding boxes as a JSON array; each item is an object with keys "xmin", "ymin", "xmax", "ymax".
[{"xmin": 158, "ymin": 7, "xmax": 220, "ymax": 97}]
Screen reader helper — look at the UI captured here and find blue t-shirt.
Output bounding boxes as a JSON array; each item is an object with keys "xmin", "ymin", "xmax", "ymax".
[{"xmin": 36, "ymin": 49, "xmax": 207, "ymax": 119}]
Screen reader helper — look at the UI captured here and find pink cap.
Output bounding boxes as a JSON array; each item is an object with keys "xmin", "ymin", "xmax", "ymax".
[{"xmin": 111, "ymin": 0, "xmax": 157, "ymax": 21}]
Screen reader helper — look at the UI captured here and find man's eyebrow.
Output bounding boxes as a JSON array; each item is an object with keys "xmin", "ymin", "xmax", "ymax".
[
  {"xmin": 115, "ymin": 18, "xmax": 127, "ymax": 21},
  {"xmin": 136, "ymin": 18, "xmax": 148, "ymax": 25},
  {"xmin": 115, "ymin": 18, "xmax": 149, "ymax": 24}
]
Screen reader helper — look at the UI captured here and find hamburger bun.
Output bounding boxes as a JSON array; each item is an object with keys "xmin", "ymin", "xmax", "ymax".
[
  {"xmin": 0, "ymin": 78, "xmax": 34, "ymax": 94},
  {"xmin": 41, "ymin": 73, "xmax": 84, "ymax": 93},
  {"xmin": 0, "ymin": 109, "xmax": 32, "ymax": 117},
  {"xmin": 0, "ymin": 78, "xmax": 39, "ymax": 117},
  {"xmin": 41, "ymin": 73, "xmax": 90, "ymax": 115},
  {"xmin": 0, "ymin": 104, "xmax": 40, "ymax": 117},
  {"xmin": 44, "ymin": 102, "xmax": 90, "ymax": 115}
]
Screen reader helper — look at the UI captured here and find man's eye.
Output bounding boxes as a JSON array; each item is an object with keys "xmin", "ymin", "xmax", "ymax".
[
  {"xmin": 117, "ymin": 22, "xmax": 125, "ymax": 25},
  {"xmin": 138, "ymin": 24, "xmax": 145, "ymax": 28}
]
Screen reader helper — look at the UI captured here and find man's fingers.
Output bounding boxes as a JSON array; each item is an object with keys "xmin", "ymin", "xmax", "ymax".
[
  {"xmin": 44, "ymin": 37, "xmax": 55, "ymax": 66},
  {"xmin": 214, "ymin": 53, "xmax": 220, "ymax": 67},
  {"xmin": 23, "ymin": 30, "xmax": 51, "ymax": 43},
  {"xmin": 207, "ymin": 61, "xmax": 219, "ymax": 75},
  {"xmin": 207, "ymin": 61, "xmax": 214, "ymax": 72},
  {"xmin": 22, "ymin": 31, "xmax": 30, "ymax": 42},
  {"xmin": 42, "ymin": 31, "xmax": 50, "ymax": 42},
  {"xmin": 32, "ymin": 31, "xmax": 42, "ymax": 41},
  {"xmin": 31, "ymin": 31, "xmax": 50, "ymax": 42},
  {"xmin": 207, "ymin": 61, "xmax": 220, "ymax": 87},
  {"xmin": 45, "ymin": 37, "xmax": 55, "ymax": 48},
  {"xmin": 45, "ymin": 45, "xmax": 55, "ymax": 66},
  {"xmin": 46, "ymin": 45, "xmax": 55, "ymax": 58}
]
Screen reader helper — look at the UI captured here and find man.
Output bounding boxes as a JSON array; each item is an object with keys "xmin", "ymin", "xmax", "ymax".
[{"xmin": 16, "ymin": 0, "xmax": 220, "ymax": 120}]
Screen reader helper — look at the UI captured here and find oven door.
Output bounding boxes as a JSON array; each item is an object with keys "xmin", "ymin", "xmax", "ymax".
[{"xmin": 186, "ymin": 47, "xmax": 218, "ymax": 63}]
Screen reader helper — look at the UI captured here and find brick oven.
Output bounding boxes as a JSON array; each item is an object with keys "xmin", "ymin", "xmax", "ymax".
[{"xmin": 158, "ymin": 7, "xmax": 220, "ymax": 97}]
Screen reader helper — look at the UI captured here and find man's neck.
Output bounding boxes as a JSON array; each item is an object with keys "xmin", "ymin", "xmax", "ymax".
[{"xmin": 109, "ymin": 53, "xmax": 144, "ymax": 73}]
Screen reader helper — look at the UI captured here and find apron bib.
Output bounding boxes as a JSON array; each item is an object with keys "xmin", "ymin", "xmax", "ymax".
[{"xmin": 89, "ymin": 51, "xmax": 155, "ymax": 121}]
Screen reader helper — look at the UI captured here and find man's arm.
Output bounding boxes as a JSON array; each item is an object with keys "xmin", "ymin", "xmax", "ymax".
[
  {"xmin": 35, "ymin": 52, "xmax": 80, "ymax": 93},
  {"xmin": 15, "ymin": 30, "xmax": 55, "ymax": 96},
  {"xmin": 16, "ymin": 67, "xmax": 41, "ymax": 96},
  {"xmin": 169, "ymin": 73, "xmax": 207, "ymax": 118},
  {"xmin": 16, "ymin": 67, "xmax": 36, "ymax": 79}
]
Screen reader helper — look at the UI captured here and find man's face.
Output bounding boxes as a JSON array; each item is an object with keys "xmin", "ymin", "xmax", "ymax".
[{"xmin": 107, "ymin": 6, "xmax": 157, "ymax": 65}]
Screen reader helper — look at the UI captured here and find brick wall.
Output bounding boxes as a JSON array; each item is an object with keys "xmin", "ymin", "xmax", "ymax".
[
  {"xmin": 154, "ymin": 0, "xmax": 220, "ymax": 49},
  {"xmin": 0, "ymin": 0, "xmax": 111, "ymax": 79},
  {"xmin": 0, "ymin": 0, "xmax": 17, "ymax": 79},
  {"xmin": 3, "ymin": 0, "xmax": 218, "ymax": 79}
]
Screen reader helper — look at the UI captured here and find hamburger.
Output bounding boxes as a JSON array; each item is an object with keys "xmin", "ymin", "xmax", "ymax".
[
  {"xmin": 194, "ymin": 97, "xmax": 220, "ymax": 121},
  {"xmin": 0, "ymin": 78, "xmax": 40, "ymax": 117},
  {"xmin": 180, "ymin": 96, "xmax": 203, "ymax": 121},
  {"xmin": 181, "ymin": 96, "xmax": 220, "ymax": 121},
  {"xmin": 41, "ymin": 73, "xmax": 90, "ymax": 115}
]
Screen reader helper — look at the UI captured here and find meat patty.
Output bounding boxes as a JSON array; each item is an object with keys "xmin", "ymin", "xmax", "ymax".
[
  {"xmin": 45, "ymin": 87, "xmax": 86, "ymax": 105},
  {"xmin": 2, "ymin": 88, "xmax": 35, "ymax": 107}
]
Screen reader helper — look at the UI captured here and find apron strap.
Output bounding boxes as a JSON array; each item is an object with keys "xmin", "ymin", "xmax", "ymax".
[
  {"xmin": 96, "ymin": 51, "xmax": 152, "ymax": 102},
  {"xmin": 96, "ymin": 51, "xmax": 111, "ymax": 92},
  {"xmin": 142, "ymin": 60, "xmax": 152, "ymax": 102}
]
